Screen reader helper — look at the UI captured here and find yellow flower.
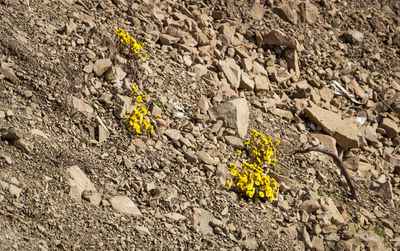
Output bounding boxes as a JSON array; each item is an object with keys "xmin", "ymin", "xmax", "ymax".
[
  {"xmin": 226, "ymin": 180, "xmax": 232, "ymax": 187},
  {"xmin": 259, "ymin": 191, "xmax": 265, "ymax": 198},
  {"xmin": 136, "ymin": 96, "xmax": 143, "ymax": 102},
  {"xmin": 132, "ymin": 85, "xmax": 138, "ymax": 93},
  {"xmin": 237, "ymin": 150, "xmax": 242, "ymax": 156},
  {"xmin": 133, "ymin": 123, "xmax": 140, "ymax": 134},
  {"xmin": 276, "ymin": 140, "xmax": 280, "ymax": 146},
  {"xmin": 230, "ymin": 169, "xmax": 237, "ymax": 176},
  {"xmin": 157, "ymin": 114, "xmax": 161, "ymax": 118}
]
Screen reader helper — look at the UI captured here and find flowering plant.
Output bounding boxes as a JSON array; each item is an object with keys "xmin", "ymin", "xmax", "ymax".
[
  {"xmin": 227, "ymin": 130, "xmax": 280, "ymax": 201},
  {"xmin": 125, "ymin": 85, "xmax": 154, "ymax": 134},
  {"xmin": 115, "ymin": 28, "xmax": 148, "ymax": 61}
]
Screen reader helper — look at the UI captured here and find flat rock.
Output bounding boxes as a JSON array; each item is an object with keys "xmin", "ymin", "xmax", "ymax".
[
  {"xmin": 224, "ymin": 136, "xmax": 244, "ymax": 149},
  {"xmin": 304, "ymin": 102, "xmax": 359, "ymax": 149},
  {"xmin": 322, "ymin": 197, "xmax": 344, "ymax": 225},
  {"xmin": 159, "ymin": 34, "xmax": 181, "ymax": 45},
  {"xmin": 249, "ymin": 1, "xmax": 265, "ymax": 20},
  {"xmin": 312, "ymin": 134, "xmax": 338, "ymax": 156},
  {"xmin": 354, "ymin": 230, "xmax": 387, "ymax": 251},
  {"xmin": 67, "ymin": 165, "xmax": 96, "ymax": 201},
  {"xmin": 240, "ymin": 71, "xmax": 255, "ymax": 91},
  {"xmin": 298, "ymin": 0, "xmax": 319, "ymax": 24},
  {"xmin": 0, "ymin": 63, "xmax": 18, "ymax": 83},
  {"xmin": 213, "ymin": 98, "xmax": 249, "ymax": 138},
  {"xmin": 273, "ymin": 4, "xmax": 298, "ymax": 24},
  {"xmin": 164, "ymin": 129, "xmax": 183, "ymax": 141},
  {"xmin": 71, "ymin": 96, "xmax": 94, "ymax": 114},
  {"xmin": 254, "ymin": 75, "xmax": 271, "ymax": 92},
  {"xmin": 342, "ymin": 30, "xmax": 364, "ymax": 44},
  {"xmin": 263, "ymin": 29, "xmax": 296, "ymax": 48},
  {"xmin": 197, "ymin": 208, "xmax": 215, "ymax": 235},
  {"xmin": 93, "ymin": 59, "xmax": 112, "ymax": 77},
  {"xmin": 134, "ymin": 226, "xmax": 151, "ymax": 235},
  {"xmin": 110, "ymin": 195, "xmax": 142, "ymax": 216},
  {"xmin": 164, "ymin": 213, "xmax": 186, "ymax": 221},
  {"xmin": 219, "ymin": 58, "xmax": 241, "ymax": 89},
  {"xmin": 300, "ymin": 199, "xmax": 320, "ymax": 213},
  {"xmin": 379, "ymin": 118, "xmax": 399, "ymax": 138}
]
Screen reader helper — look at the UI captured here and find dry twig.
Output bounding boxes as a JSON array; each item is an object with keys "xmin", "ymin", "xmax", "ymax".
[{"xmin": 292, "ymin": 147, "xmax": 358, "ymax": 202}]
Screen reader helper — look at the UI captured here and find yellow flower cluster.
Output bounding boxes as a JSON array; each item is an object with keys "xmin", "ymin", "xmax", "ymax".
[
  {"xmin": 125, "ymin": 85, "xmax": 154, "ymax": 134},
  {"xmin": 115, "ymin": 28, "xmax": 148, "ymax": 60},
  {"xmin": 227, "ymin": 130, "xmax": 280, "ymax": 201}
]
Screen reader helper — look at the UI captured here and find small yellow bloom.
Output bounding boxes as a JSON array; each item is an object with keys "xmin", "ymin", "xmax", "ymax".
[
  {"xmin": 157, "ymin": 114, "xmax": 161, "ymax": 118},
  {"xmin": 226, "ymin": 180, "xmax": 232, "ymax": 187},
  {"xmin": 132, "ymin": 85, "xmax": 138, "ymax": 93},
  {"xmin": 136, "ymin": 96, "xmax": 143, "ymax": 103},
  {"xmin": 259, "ymin": 191, "xmax": 265, "ymax": 198},
  {"xmin": 237, "ymin": 150, "xmax": 242, "ymax": 156}
]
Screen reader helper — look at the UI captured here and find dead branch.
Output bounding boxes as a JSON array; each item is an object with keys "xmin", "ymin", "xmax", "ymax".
[{"xmin": 292, "ymin": 147, "xmax": 358, "ymax": 202}]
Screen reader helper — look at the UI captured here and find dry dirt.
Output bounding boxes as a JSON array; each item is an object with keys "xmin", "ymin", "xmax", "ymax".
[{"xmin": 0, "ymin": 0, "xmax": 400, "ymax": 250}]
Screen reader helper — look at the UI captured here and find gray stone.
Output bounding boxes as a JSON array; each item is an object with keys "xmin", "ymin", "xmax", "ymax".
[
  {"xmin": 380, "ymin": 118, "xmax": 399, "ymax": 138},
  {"xmin": 164, "ymin": 129, "xmax": 183, "ymax": 141},
  {"xmin": 67, "ymin": 165, "xmax": 96, "ymax": 202}
]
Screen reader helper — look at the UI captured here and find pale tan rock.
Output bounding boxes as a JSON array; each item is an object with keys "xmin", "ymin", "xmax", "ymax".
[
  {"xmin": 159, "ymin": 34, "xmax": 181, "ymax": 45},
  {"xmin": 273, "ymin": 4, "xmax": 298, "ymax": 24},
  {"xmin": 304, "ymin": 102, "xmax": 359, "ymax": 149},
  {"xmin": 67, "ymin": 165, "xmax": 96, "ymax": 202},
  {"xmin": 380, "ymin": 118, "xmax": 399, "ymax": 138},
  {"xmin": 254, "ymin": 75, "xmax": 271, "ymax": 92},
  {"xmin": 213, "ymin": 98, "xmax": 249, "ymax": 138},
  {"xmin": 322, "ymin": 197, "xmax": 344, "ymax": 225},
  {"xmin": 312, "ymin": 133, "xmax": 338, "ymax": 156},
  {"xmin": 249, "ymin": 0, "xmax": 265, "ymax": 20},
  {"xmin": 93, "ymin": 59, "xmax": 112, "ymax": 77},
  {"xmin": 110, "ymin": 196, "xmax": 142, "ymax": 216},
  {"xmin": 298, "ymin": 0, "xmax": 319, "ymax": 24},
  {"xmin": 219, "ymin": 58, "xmax": 241, "ymax": 89},
  {"xmin": 240, "ymin": 71, "xmax": 255, "ymax": 91},
  {"xmin": 284, "ymin": 49, "xmax": 300, "ymax": 79}
]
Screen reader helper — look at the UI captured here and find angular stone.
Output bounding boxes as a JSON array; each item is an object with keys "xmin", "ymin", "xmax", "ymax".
[
  {"xmin": 342, "ymin": 30, "xmax": 364, "ymax": 44},
  {"xmin": 240, "ymin": 71, "xmax": 255, "ymax": 91},
  {"xmin": 0, "ymin": 63, "xmax": 18, "ymax": 83},
  {"xmin": 254, "ymin": 75, "xmax": 271, "ymax": 92},
  {"xmin": 271, "ymin": 68, "xmax": 292, "ymax": 83},
  {"xmin": 304, "ymin": 102, "xmax": 359, "ymax": 149},
  {"xmin": 93, "ymin": 59, "xmax": 112, "ymax": 77},
  {"xmin": 159, "ymin": 34, "xmax": 180, "ymax": 45},
  {"xmin": 213, "ymin": 98, "xmax": 249, "ymax": 138},
  {"xmin": 379, "ymin": 118, "xmax": 399, "ymax": 138},
  {"xmin": 198, "ymin": 151, "xmax": 214, "ymax": 165},
  {"xmin": 300, "ymin": 199, "xmax": 320, "ymax": 213},
  {"xmin": 360, "ymin": 126, "xmax": 379, "ymax": 145},
  {"xmin": 298, "ymin": 0, "xmax": 319, "ymax": 24},
  {"xmin": 134, "ymin": 225, "xmax": 151, "ymax": 235},
  {"xmin": 219, "ymin": 59, "xmax": 241, "ymax": 89},
  {"xmin": 193, "ymin": 31, "xmax": 209, "ymax": 46},
  {"xmin": 67, "ymin": 165, "xmax": 96, "ymax": 201},
  {"xmin": 302, "ymin": 226, "xmax": 313, "ymax": 249},
  {"xmin": 164, "ymin": 129, "xmax": 183, "ymax": 141},
  {"xmin": 224, "ymin": 136, "xmax": 244, "ymax": 149},
  {"xmin": 273, "ymin": 4, "xmax": 298, "ymax": 24},
  {"xmin": 284, "ymin": 49, "xmax": 300, "ymax": 79},
  {"xmin": 219, "ymin": 23, "xmax": 235, "ymax": 44},
  {"xmin": 249, "ymin": 1, "xmax": 265, "ymax": 20},
  {"xmin": 263, "ymin": 29, "xmax": 295, "ymax": 48},
  {"xmin": 312, "ymin": 134, "xmax": 338, "ymax": 156},
  {"xmin": 164, "ymin": 213, "xmax": 186, "ymax": 221},
  {"xmin": 312, "ymin": 237, "xmax": 324, "ymax": 251},
  {"xmin": 323, "ymin": 197, "xmax": 344, "ymax": 225},
  {"xmin": 71, "ymin": 97, "xmax": 94, "ymax": 114},
  {"xmin": 354, "ymin": 230, "xmax": 387, "ymax": 251},
  {"xmin": 110, "ymin": 196, "xmax": 142, "ymax": 216}
]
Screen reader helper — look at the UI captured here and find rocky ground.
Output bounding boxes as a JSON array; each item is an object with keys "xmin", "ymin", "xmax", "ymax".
[{"xmin": 0, "ymin": 0, "xmax": 399, "ymax": 250}]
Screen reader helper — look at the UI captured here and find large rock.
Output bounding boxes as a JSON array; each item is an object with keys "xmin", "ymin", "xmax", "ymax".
[
  {"xmin": 254, "ymin": 75, "xmax": 271, "ymax": 92},
  {"xmin": 110, "ymin": 195, "xmax": 142, "ymax": 216},
  {"xmin": 93, "ymin": 59, "xmax": 112, "ymax": 77},
  {"xmin": 273, "ymin": 4, "xmax": 298, "ymax": 24},
  {"xmin": 312, "ymin": 133, "xmax": 338, "ymax": 156},
  {"xmin": 212, "ymin": 98, "xmax": 249, "ymax": 138},
  {"xmin": 379, "ymin": 118, "xmax": 399, "ymax": 138},
  {"xmin": 219, "ymin": 58, "xmax": 241, "ymax": 89},
  {"xmin": 322, "ymin": 197, "xmax": 344, "ymax": 225},
  {"xmin": 298, "ymin": 0, "xmax": 319, "ymax": 24},
  {"xmin": 263, "ymin": 29, "xmax": 296, "ymax": 48},
  {"xmin": 67, "ymin": 165, "xmax": 96, "ymax": 201},
  {"xmin": 304, "ymin": 102, "xmax": 359, "ymax": 149}
]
